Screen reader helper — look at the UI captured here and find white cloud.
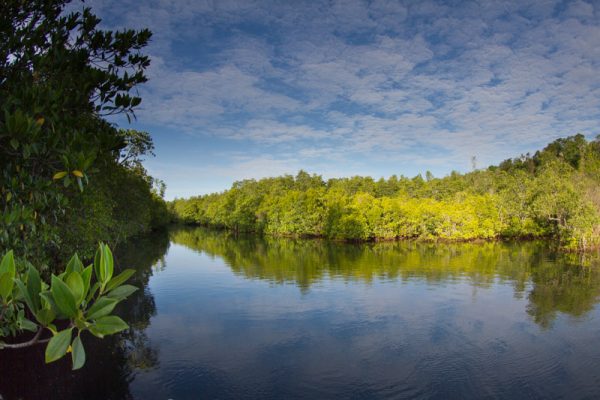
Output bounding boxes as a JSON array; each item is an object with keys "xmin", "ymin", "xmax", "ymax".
[{"xmin": 88, "ymin": 0, "xmax": 600, "ymax": 196}]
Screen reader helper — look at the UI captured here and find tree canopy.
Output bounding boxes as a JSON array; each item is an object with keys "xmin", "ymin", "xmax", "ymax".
[
  {"xmin": 0, "ymin": 0, "xmax": 168, "ymax": 264},
  {"xmin": 171, "ymin": 135, "xmax": 600, "ymax": 251}
]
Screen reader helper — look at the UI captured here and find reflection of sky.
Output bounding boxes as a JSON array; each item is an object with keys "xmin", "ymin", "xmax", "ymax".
[{"xmin": 130, "ymin": 243, "xmax": 600, "ymax": 399}]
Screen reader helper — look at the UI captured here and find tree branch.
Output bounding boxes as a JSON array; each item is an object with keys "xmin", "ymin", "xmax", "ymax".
[{"xmin": 2, "ymin": 327, "xmax": 50, "ymax": 349}]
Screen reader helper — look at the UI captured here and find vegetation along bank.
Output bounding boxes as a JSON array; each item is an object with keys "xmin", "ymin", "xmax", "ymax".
[{"xmin": 171, "ymin": 135, "xmax": 600, "ymax": 251}]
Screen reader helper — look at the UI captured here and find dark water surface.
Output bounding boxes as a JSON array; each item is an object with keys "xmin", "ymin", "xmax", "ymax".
[{"xmin": 3, "ymin": 227, "xmax": 600, "ymax": 399}]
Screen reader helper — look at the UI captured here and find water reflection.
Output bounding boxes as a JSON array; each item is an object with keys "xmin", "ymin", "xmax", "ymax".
[
  {"xmin": 3, "ymin": 227, "xmax": 600, "ymax": 399},
  {"xmin": 0, "ymin": 230, "xmax": 169, "ymax": 400},
  {"xmin": 171, "ymin": 227, "xmax": 600, "ymax": 328}
]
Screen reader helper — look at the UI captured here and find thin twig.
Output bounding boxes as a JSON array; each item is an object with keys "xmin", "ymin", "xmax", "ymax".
[{"xmin": 2, "ymin": 327, "xmax": 49, "ymax": 349}]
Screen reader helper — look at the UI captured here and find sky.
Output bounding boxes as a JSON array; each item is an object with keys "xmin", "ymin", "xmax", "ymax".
[{"xmin": 82, "ymin": 0, "xmax": 600, "ymax": 199}]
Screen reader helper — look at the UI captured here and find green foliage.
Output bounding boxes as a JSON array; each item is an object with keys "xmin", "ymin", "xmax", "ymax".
[
  {"xmin": 0, "ymin": 0, "xmax": 168, "ymax": 264},
  {"xmin": 172, "ymin": 136, "xmax": 600, "ymax": 250},
  {"xmin": 0, "ymin": 244, "xmax": 137, "ymax": 369}
]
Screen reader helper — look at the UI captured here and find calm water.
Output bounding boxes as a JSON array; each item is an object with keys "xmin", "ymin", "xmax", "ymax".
[{"xmin": 3, "ymin": 227, "xmax": 600, "ymax": 399}]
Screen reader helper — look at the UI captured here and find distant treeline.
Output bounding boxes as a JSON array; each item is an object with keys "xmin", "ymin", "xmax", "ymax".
[{"xmin": 171, "ymin": 134, "xmax": 600, "ymax": 250}]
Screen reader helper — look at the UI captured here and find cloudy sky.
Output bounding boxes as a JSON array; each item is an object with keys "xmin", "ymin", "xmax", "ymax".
[{"xmin": 84, "ymin": 0, "xmax": 600, "ymax": 199}]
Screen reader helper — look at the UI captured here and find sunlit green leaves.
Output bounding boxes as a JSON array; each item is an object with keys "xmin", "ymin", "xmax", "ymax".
[
  {"xmin": 45, "ymin": 328, "xmax": 73, "ymax": 363},
  {"xmin": 66, "ymin": 272, "xmax": 85, "ymax": 305},
  {"xmin": 2, "ymin": 244, "xmax": 137, "ymax": 369},
  {"xmin": 50, "ymin": 275, "xmax": 77, "ymax": 318},
  {"xmin": 90, "ymin": 316, "xmax": 128, "ymax": 338},
  {"xmin": 105, "ymin": 269, "xmax": 135, "ymax": 292},
  {"xmin": 0, "ymin": 251, "xmax": 16, "ymax": 301},
  {"xmin": 86, "ymin": 297, "xmax": 118, "ymax": 320},
  {"xmin": 106, "ymin": 284, "xmax": 138, "ymax": 300}
]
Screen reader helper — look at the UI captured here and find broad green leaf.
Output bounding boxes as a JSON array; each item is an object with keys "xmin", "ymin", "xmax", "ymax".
[
  {"xmin": 45, "ymin": 328, "xmax": 73, "ymax": 363},
  {"xmin": 81, "ymin": 265, "xmax": 93, "ymax": 300},
  {"xmin": 15, "ymin": 279, "xmax": 36, "ymax": 313},
  {"xmin": 86, "ymin": 296, "xmax": 118, "ymax": 320},
  {"xmin": 0, "ymin": 250, "xmax": 15, "ymax": 276},
  {"xmin": 20, "ymin": 317, "xmax": 38, "ymax": 332},
  {"xmin": 86, "ymin": 282, "xmax": 100, "ymax": 303},
  {"xmin": 66, "ymin": 272, "xmax": 84, "ymax": 305},
  {"xmin": 106, "ymin": 284, "xmax": 138, "ymax": 301},
  {"xmin": 40, "ymin": 291, "xmax": 61, "ymax": 317},
  {"xmin": 89, "ymin": 326, "xmax": 104, "ymax": 338},
  {"xmin": 0, "ymin": 251, "xmax": 15, "ymax": 299},
  {"xmin": 35, "ymin": 308, "xmax": 56, "ymax": 326},
  {"xmin": 50, "ymin": 275, "xmax": 77, "ymax": 318},
  {"xmin": 91, "ymin": 316, "xmax": 128, "ymax": 336},
  {"xmin": 93, "ymin": 245, "xmax": 102, "ymax": 282},
  {"xmin": 66, "ymin": 254, "xmax": 83, "ymax": 274},
  {"xmin": 27, "ymin": 266, "xmax": 42, "ymax": 311},
  {"xmin": 71, "ymin": 335, "xmax": 86, "ymax": 370},
  {"xmin": 102, "ymin": 245, "xmax": 114, "ymax": 284},
  {"xmin": 0, "ymin": 273, "xmax": 14, "ymax": 301},
  {"xmin": 105, "ymin": 269, "xmax": 135, "ymax": 292}
]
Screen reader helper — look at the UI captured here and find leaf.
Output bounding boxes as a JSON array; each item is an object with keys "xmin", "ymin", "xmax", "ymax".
[
  {"xmin": 71, "ymin": 335, "xmax": 86, "ymax": 370},
  {"xmin": 72, "ymin": 170, "xmax": 84, "ymax": 178},
  {"xmin": 0, "ymin": 273, "xmax": 14, "ymax": 301},
  {"xmin": 35, "ymin": 117, "xmax": 45, "ymax": 126},
  {"xmin": 81, "ymin": 265, "xmax": 93, "ymax": 300},
  {"xmin": 93, "ymin": 245, "xmax": 102, "ymax": 282},
  {"xmin": 86, "ymin": 296, "xmax": 118, "ymax": 320},
  {"xmin": 50, "ymin": 275, "xmax": 77, "ymax": 318},
  {"xmin": 0, "ymin": 250, "xmax": 16, "ymax": 300},
  {"xmin": 102, "ymin": 245, "xmax": 114, "ymax": 284},
  {"xmin": 40, "ymin": 291, "xmax": 61, "ymax": 317},
  {"xmin": 66, "ymin": 254, "xmax": 83, "ymax": 274},
  {"xmin": 106, "ymin": 284, "xmax": 137, "ymax": 300},
  {"xmin": 86, "ymin": 282, "xmax": 100, "ymax": 303},
  {"xmin": 20, "ymin": 317, "xmax": 38, "ymax": 332},
  {"xmin": 53, "ymin": 171, "xmax": 68, "ymax": 180},
  {"xmin": 66, "ymin": 272, "xmax": 84, "ymax": 305},
  {"xmin": 0, "ymin": 250, "xmax": 15, "ymax": 276},
  {"xmin": 105, "ymin": 269, "xmax": 135, "ymax": 292},
  {"xmin": 91, "ymin": 316, "xmax": 128, "ymax": 337},
  {"xmin": 45, "ymin": 328, "xmax": 73, "ymax": 363},
  {"xmin": 15, "ymin": 279, "xmax": 35, "ymax": 313},
  {"xmin": 35, "ymin": 308, "xmax": 56, "ymax": 326},
  {"xmin": 27, "ymin": 266, "xmax": 42, "ymax": 311}
]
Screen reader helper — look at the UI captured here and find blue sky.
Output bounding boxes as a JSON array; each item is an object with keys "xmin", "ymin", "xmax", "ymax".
[{"xmin": 84, "ymin": 0, "xmax": 600, "ymax": 199}]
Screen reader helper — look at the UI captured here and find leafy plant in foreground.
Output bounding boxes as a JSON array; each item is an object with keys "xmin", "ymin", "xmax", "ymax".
[{"xmin": 0, "ymin": 244, "xmax": 137, "ymax": 369}]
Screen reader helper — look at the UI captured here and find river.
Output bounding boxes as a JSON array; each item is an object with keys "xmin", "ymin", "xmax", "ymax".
[{"xmin": 2, "ymin": 227, "xmax": 600, "ymax": 399}]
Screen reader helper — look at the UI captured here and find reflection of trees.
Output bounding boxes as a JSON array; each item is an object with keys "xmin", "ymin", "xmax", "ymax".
[
  {"xmin": 0, "ymin": 229, "xmax": 169, "ymax": 400},
  {"xmin": 527, "ymin": 261, "xmax": 600, "ymax": 329},
  {"xmin": 171, "ymin": 227, "xmax": 600, "ymax": 329}
]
